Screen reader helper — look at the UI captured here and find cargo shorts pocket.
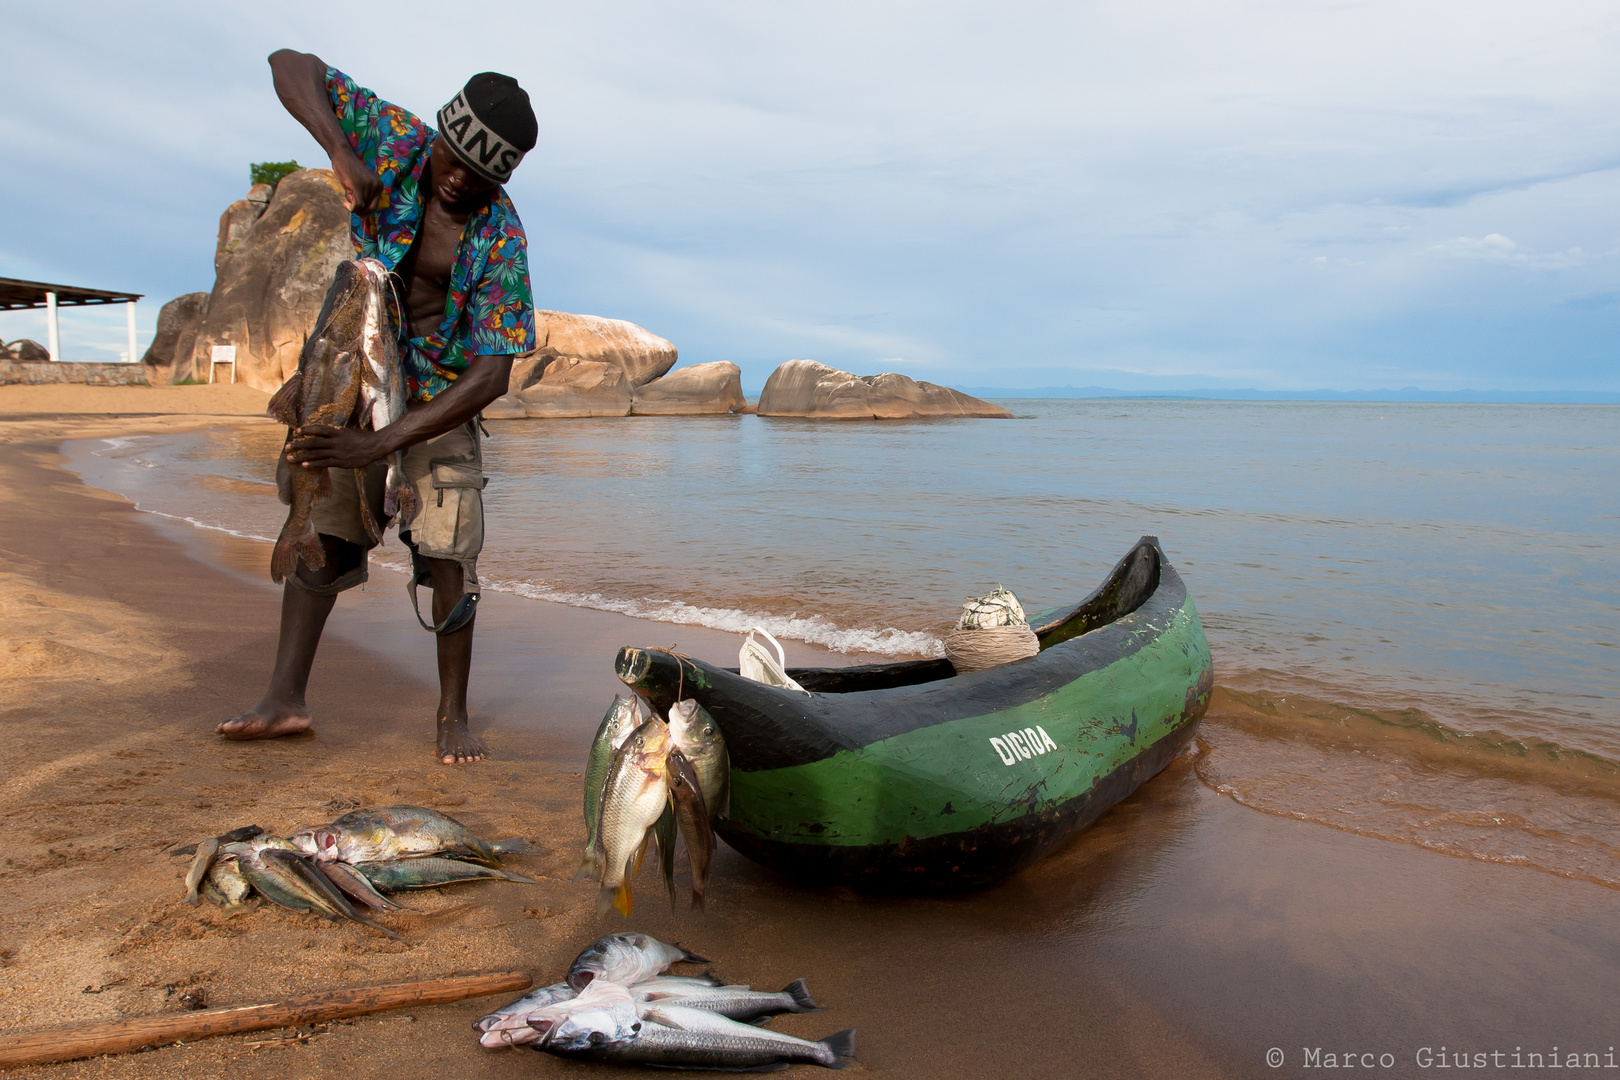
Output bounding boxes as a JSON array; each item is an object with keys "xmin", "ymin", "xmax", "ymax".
[{"xmin": 414, "ymin": 459, "xmax": 487, "ymax": 563}]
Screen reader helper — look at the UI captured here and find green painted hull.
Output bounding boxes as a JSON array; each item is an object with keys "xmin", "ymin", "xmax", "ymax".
[{"xmin": 617, "ymin": 537, "xmax": 1213, "ymax": 889}]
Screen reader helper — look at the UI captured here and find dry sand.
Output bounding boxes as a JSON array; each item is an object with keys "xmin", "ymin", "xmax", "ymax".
[{"xmin": 1, "ymin": 392, "xmax": 1617, "ymax": 1078}]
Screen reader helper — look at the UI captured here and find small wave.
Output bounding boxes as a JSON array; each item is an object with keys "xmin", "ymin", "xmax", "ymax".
[
  {"xmin": 481, "ymin": 575, "xmax": 944, "ymax": 658},
  {"xmin": 130, "ymin": 506, "xmax": 277, "ymax": 545}
]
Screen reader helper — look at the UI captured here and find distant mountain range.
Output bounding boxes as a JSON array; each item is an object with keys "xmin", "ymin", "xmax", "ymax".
[{"xmin": 950, "ymin": 386, "xmax": 1620, "ymax": 404}]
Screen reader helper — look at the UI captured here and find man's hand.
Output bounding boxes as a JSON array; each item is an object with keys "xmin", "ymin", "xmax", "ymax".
[
  {"xmin": 286, "ymin": 425, "xmax": 388, "ymax": 470},
  {"xmin": 332, "ymin": 154, "xmax": 384, "ymax": 215}
]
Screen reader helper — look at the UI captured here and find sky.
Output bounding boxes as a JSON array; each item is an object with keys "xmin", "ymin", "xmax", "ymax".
[{"xmin": 2, "ymin": 0, "xmax": 1617, "ymax": 393}]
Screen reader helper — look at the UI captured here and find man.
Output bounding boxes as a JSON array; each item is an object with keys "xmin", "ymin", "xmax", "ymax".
[{"xmin": 218, "ymin": 50, "xmax": 538, "ymax": 765}]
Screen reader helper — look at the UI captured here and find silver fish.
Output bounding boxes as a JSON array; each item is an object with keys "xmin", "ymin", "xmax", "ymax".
[
  {"xmin": 289, "ymin": 805, "xmax": 503, "ymax": 866},
  {"xmin": 576, "ymin": 695, "xmax": 644, "ymax": 883},
  {"xmin": 546, "ymin": 1003, "xmax": 856, "ymax": 1070},
  {"xmin": 668, "ymin": 698, "xmax": 729, "ymax": 819},
  {"xmin": 350, "ymin": 258, "xmax": 417, "ymax": 529},
  {"xmin": 567, "ymin": 933, "xmax": 707, "ymax": 991},
  {"xmin": 203, "ymin": 852, "xmax": 253, "ymax": 915},
  {"xmin": 354, "ymin": 857, "xmax": 532, "ymax": 892},
  {"xmin": 529, "ymin": 980, "xmax": 643, "ymax": 1050},
  {"xmin": 318, "ymin": 860, "xmax": 403, "ymax": 910},
  {"xmin": 596, "ymin": 720, "xmax": 674, "ymax": 918},
  {"xmin": 634, "ymin": 978, "xmax": 820, "ymax": 1021}
]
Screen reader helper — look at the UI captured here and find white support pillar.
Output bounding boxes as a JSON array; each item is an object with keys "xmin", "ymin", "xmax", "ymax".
[
  {"xmin": 126, "ymin": 300, "xmax": 138, "ymax": 363},
  {"xmin": 45, "ymin": 291, "xmax": 60, "ymax": 362}
]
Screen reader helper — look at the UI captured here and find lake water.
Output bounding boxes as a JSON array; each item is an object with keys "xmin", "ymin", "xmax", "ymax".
[{"xmin": 66, "ymin": 399, "xmax": 1620, "ymax": 887}]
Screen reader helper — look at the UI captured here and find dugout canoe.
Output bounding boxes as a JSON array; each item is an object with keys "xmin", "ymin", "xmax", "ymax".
[{"xmin": 614, "ymin": 536, "xmax": 1214, "ymax": 890}]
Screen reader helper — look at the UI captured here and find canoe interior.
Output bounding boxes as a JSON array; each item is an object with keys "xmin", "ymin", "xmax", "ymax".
[{"xmin": 756, "ymin": 538, "xmax": 1163, "ymax": 694}]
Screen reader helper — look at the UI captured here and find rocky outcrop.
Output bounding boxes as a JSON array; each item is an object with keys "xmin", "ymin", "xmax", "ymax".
[
  {"xmin": 187, "ymin": 169, "xmax": 350, "ymax": 392},
  {"xmin": 486, "ymin": 357, "xmax": 633, "ymax": 418},
  {"xmin": 630, "ymin": 361, "xmax": 746, "ymax": 415},
  {"xmin": 756, "ymin": 360, "xmax": 1011, "ymax": 420},
  {"xmin": 529, "ymin": 311, "xmax": 677, "ymax": 388},
  {"xmin": 140, "ymin": 293, "xmax": 211, "ymax": 384},
  {"xmin": 215, "ymin": 183, "xmax": 274, "ymax": 273},
  {"xmin": 2, "ymin": 339, "xmax": 50, "ymax": 362}
]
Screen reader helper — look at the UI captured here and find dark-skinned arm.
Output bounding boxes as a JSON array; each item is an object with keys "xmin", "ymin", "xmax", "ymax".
[
  {"xmin": 286, "ymin": 356, "xmax": 514, "ymax": 470},
  {"xmin": 267, "ymin": 48, "xmax": 383, "ymax": 213}
]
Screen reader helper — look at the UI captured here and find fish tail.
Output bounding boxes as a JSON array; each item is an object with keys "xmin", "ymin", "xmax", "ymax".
[
  {"xmin": 270, "ymin": 516, "xmax": 324, "ymax": 584},
  {"xmin": 820, "ymin": 1029, "xmax": 857, "ymax": 1068},
  {"xmin": 677, "ymin": 945, "xmax": 711, "ymax": 964},
  {"xmin": 266, "ymin": 370, "xmax": 304, "ymax": 425},
  {"xmin": 497, "ymin": 869, "xmax": 535, "ymax": 884},
  {"xmin": 601, "ymin": 878, "xmax": 633, "ymax": 918},
  {"xmin": 614, "ymin": 878, "xmax": 634, "ymax": 917},
  {"xmin": 781, "ymin": 978, "xmax": 821, "ymax": 1012},
  {"xmin": 573, "ymin": 848, "xmax": 603, "ymax": 883}
]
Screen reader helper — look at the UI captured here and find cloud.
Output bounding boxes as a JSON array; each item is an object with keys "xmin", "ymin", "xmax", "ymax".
[
  {"xmin": 2, "ymin": 0, "xmax": 1618, "ymax": 387},
  {"xmin": 1426, "ymin": 233, "xmax": 1589, "ymax": 268}
]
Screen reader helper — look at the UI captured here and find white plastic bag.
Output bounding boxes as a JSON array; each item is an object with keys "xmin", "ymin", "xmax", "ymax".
[{"xmin": 739, "ymin": 627, "xmax": 809, "ymax": 694}]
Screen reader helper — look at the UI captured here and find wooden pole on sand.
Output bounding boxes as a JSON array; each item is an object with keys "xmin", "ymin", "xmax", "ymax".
[{"xmin": 0, "ymin": 970, "xmax": 531, "ymax": 1070}]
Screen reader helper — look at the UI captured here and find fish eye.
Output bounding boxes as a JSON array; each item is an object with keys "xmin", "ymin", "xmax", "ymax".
[
  {"xmin": 703, "ymin": 726, "xmax": 714, "ymax": 735},
  {"xmin": 631, "ymin": 1022, "xmax": 642, "ymax": 1032},
  {"xmin": 590, "ymin": 1032, "xmax": 606, "ymax": 1046}
]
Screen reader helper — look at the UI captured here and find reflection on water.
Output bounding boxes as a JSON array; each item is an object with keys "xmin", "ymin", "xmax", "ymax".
[{"xmin": 60, "ymin": 400, "xmax": 1620, "ymax": 889}]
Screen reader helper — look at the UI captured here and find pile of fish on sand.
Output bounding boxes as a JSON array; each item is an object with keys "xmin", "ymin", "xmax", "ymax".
[
  {"xmin": 576, "ymin": 695, "xmax": 730, "ymax": 917},
  {"xmin": 475, "ymin": 931, "xmax": 857, "ymax": 1071},
  {"xmin": 266, "ymin": 257, "xmax": 417, "ymax": 583},
  {"xmin": 177, "ymin": 806, "xmax": 534, "ymax": 938}
]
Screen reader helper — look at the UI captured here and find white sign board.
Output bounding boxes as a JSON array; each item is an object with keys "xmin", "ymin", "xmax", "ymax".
[{"xmin": 209, "ymin": 344, "xmax": 238, "ymax": 384}]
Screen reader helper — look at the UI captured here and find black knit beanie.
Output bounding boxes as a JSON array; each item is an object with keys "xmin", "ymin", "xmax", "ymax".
[{"xmin": 436, "ymin": 73, "xmax": 537, "ymax": 185}]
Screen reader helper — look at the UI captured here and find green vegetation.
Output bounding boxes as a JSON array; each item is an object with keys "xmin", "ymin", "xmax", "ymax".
[{"xmin": 249, "ymin": 160, "xmax": 301, "ymax": 189}]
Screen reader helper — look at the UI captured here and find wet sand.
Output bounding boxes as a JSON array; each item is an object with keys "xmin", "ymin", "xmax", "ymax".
[{"xmin": 2, "ymin": 405, "xmax": 1617, "ymax": 1078}]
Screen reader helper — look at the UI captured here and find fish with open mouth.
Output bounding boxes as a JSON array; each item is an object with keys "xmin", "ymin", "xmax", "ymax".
[
  {"xmin": 289, "ymin": 805, "xmax": 527, "ymax": 867},
  {"xmin": 266, "ymin": 258, "xmax": 418, "ymax": 582},
  {"xmin": 566, "ymin": 933, "xmax": 707, "ymax": 991},
  {"xmin": 596, "ymin": 720, "xmax": 676, "ymax": 918}
]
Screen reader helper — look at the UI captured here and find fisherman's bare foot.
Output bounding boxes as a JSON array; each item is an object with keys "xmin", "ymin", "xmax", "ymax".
[
  {"xmin": 438, "ymin": 716, "xmax": 485, "ymax": 765},
  {"xmin": 217, "ymin": 699, "xmax": 313, "ymax": 740}
]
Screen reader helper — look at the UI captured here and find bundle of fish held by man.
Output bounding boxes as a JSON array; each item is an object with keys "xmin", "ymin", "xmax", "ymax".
[
  {"xmin": 176, "ymin": 806, "xmax": 534, "ymax": 937},
  {"xmin": 266, "ymin": 257, "xmax": 417, "ymax": 583},
  {"xmin": 474, "ymin": 931, "xmax": 855, "ymax": 1071},
  {"xmin": 575, "ymin": 695, "xmax": 730, "ymax": 916}
]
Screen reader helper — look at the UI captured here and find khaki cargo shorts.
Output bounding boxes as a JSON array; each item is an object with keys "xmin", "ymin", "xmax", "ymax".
[{"xmin": 303, "ymin": 418, "xmax": 486, "ymax": 604}]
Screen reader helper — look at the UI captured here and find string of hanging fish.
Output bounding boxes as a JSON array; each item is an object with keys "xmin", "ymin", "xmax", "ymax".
[{"xmin": 574, "ymin": 692, "xmax": 729, "ymax": 918}]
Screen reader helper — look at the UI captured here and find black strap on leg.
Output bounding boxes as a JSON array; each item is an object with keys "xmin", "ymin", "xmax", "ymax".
[{"xmin": 407, "ymin": 565, "xmax": 479, "ymax": 635}]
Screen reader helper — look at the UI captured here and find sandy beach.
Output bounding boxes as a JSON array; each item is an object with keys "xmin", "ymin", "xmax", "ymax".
[{"xmin": 2, "ymin": 385, "xmax": 1617, "ymax": 1079}]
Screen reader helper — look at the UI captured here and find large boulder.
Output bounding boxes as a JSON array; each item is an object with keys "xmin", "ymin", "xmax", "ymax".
[
  {"xmin": 189, "ymin": 169, "xmax": 350, "ymax": 392},
  {"xmin": 215, "ymin": 183, "xmax": 274, "ymax": 273},
  {"xmin": 530, "ymin": 311, "xmax": 677, "ymax": 388},
  {"xmin": 140, "ymin": 292, "xmax": 211, "ymax": 384},
  {"xmin": 756, "ymin": 359, "xmax": 1012, "ymax": 419},
  {"xmin": 630, "ymin": 361, "xmax": 746, "ymax": 415},
  {"xmin": 2, "ymin": 339, "xmax": 50, "ymax": 362},
  {"xmin": 487, "ymin": 357, "xmax": 633, "ymax": 418}
]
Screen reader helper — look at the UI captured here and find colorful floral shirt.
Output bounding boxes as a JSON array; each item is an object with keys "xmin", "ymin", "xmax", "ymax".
[{"xmin": 326, "ymin": 68, "xmax": 535, "ymax": 401}]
